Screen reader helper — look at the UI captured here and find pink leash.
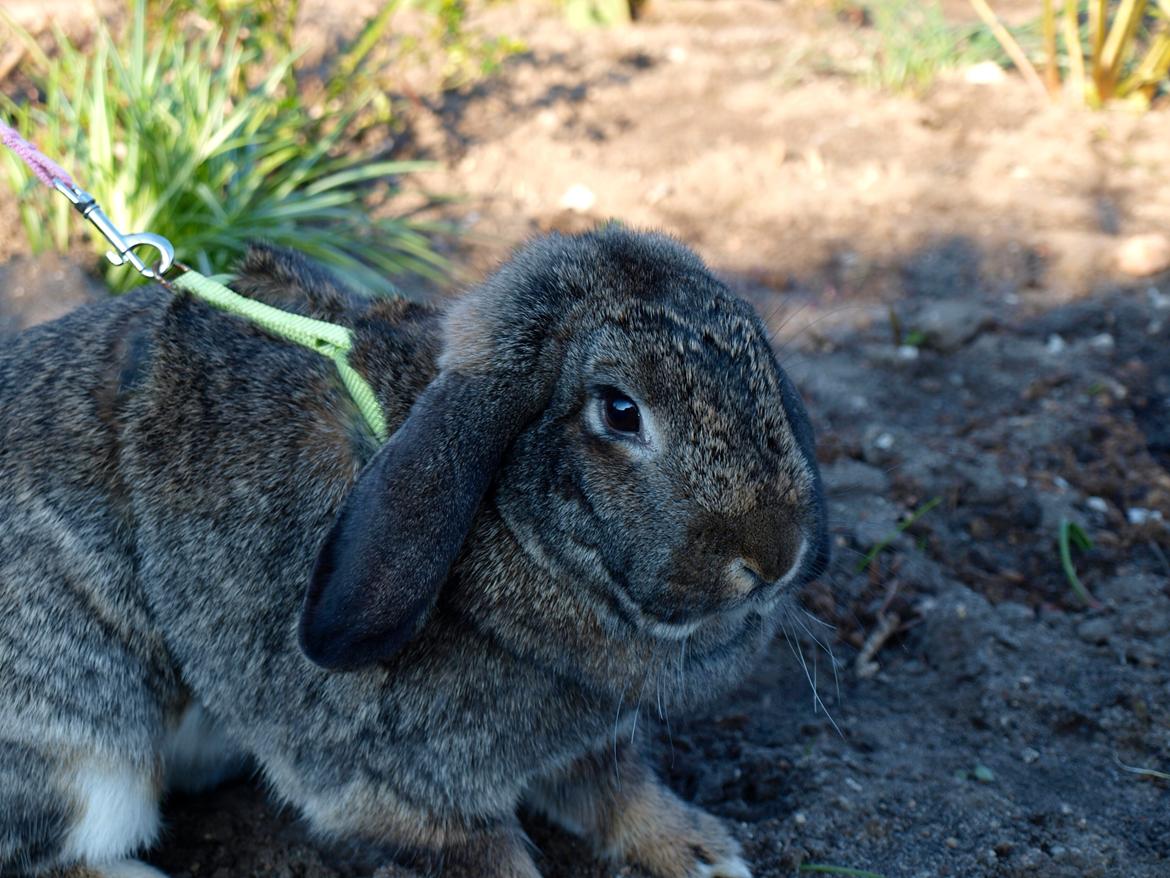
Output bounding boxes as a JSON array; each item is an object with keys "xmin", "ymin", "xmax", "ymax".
[
  {"xmin": 1, "ymin": 119, "xmax": 174, "ymax": 278},
  {"xmin": 0, "ymin": 120, "xmax": 75, "ymax": 189}
]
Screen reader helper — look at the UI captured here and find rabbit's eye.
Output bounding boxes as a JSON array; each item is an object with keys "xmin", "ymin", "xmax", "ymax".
[{"xmin": 602, "ymin": 388, "xmax": 641, "ymax": 434}]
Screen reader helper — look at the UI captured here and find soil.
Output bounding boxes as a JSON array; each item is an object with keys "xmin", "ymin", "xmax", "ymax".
[{"xmin": 2, "ymin": 1, "xmax": 1169, "ymax": 877}]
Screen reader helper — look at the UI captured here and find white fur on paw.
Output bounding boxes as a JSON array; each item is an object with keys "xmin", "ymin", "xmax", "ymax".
[
  {"xmin": 96, "ymin": 860, "xmax": 170, "ymax": 878},
  {"xmin": 697, "ymin": 854, "xmax": 752, "ymax": 878},
  {"xmin": 62, "ymin": 762, "xmax": 159, "ymax": 863}
]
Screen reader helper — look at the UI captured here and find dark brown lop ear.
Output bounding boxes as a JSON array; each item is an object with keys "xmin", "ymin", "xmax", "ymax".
[{"xmin": 299, "ymin": 371, "xmax": 536, "ymax": 670}]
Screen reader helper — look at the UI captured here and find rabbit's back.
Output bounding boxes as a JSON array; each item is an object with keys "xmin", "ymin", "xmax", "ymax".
[
  {"xmin": 0, "ymin": 292, "xmax": 189, "ymax": 872},
  {"xmin": 0, "ymin": 277, "xmax": 452, "ymax": 873},
  {"xmin": 0, "ymin": 292, "xmax": 183, "ymax": 741}
]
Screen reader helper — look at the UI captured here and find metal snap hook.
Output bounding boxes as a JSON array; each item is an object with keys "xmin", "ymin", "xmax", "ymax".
[
  {"xmin": 52, "ymin": 179, "xmax": 176, "ymax": 280},
  {"xmin": 105, "ymin": 232, "xmax": 175, "ymax": 279}
]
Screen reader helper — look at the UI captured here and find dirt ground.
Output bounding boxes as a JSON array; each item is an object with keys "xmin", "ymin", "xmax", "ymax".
[{"xmin": 2, "ymin": 1, "xmax": 1169, "ymax": 876}]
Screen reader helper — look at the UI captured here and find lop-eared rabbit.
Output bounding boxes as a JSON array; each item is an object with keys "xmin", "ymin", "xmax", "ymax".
[{"xmin": 0, "ymin": 228, "xmax": 826, "ymax": 878}]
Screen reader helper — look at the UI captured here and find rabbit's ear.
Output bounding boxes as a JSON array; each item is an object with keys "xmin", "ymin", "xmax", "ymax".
[{"xmin": 299, "ymin": 371, "xmax": 535, "ymax": 670}]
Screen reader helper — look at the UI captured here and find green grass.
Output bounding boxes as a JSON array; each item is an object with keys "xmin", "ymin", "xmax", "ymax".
[
  {"xmin": 864, "ymin": 0, "xmax": 1009, "ymax": 92},
  {"xmin": 800, "ymin": 864, "xmax": 887, "ymax": 878},
  {"xmin": 1115, "ymin": 753, "xmax": 1170, "ymax": 781},
  {"xmin": 0, "ymin": 0, "xmax": 448, "ymax": 293},
  {"xmin": 1058, "ymin": 518, "xmax": 1099, "ymax": 606},
  {"xmin": 857, "ymin": 496, "xmax": 942, "ymax": 572}
]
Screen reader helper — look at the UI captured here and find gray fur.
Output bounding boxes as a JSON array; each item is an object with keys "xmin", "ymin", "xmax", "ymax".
[{"xmin": 0, "ymin": 228, "xmax": 826, "ymax": 877}]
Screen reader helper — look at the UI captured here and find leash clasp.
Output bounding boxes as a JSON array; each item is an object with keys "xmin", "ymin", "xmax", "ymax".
[{"xmin": 52, "ymin": 179, "xmax": 175, "ymax": 280}]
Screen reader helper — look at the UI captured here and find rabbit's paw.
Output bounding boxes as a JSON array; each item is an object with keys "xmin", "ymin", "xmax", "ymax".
[
  {"xmin": 606, "ymin": 793, "xmax": 751, "ymax": 878},
  {"xmin": 433, "ymin": 827, "xmax": 542, "ymax": 878},
  {"xmin": 50, "ymin": 862, "xmax": 169, "ymax": 878}
]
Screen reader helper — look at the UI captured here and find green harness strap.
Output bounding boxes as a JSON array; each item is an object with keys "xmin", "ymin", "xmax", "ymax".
[{"xmin": 172, "ymin": 271, "xmax": 389, "ymax": 442}]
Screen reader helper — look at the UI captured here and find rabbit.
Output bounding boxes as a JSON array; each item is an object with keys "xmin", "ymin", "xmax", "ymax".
[{"xmin": 0, "ymin": 226, "xmax": 827, "ymax": 878}]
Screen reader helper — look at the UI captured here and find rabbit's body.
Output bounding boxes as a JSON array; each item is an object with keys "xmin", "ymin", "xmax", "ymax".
[{"xmin": 0, "ymin": 230, "xmax": 826, "ymax": 878}]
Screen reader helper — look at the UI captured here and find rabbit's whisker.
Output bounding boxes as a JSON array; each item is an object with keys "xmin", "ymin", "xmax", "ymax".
[
  {"xmin": 792, "ymin": 608, "xmax": 842, "ymax": 706},
  {"xmin": 779, "ymin": 613, "xmax": 843, "ymax": 738}
]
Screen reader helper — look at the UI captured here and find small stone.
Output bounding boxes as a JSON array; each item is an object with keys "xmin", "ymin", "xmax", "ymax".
[
  {"xmin": 1118, "ymin": 233, "xmax": 1170, "ymax": 277},
  {"xmin": 793, "ymin": 811, "xmax": 807, "ymax": 826},
  {"xmin": 1127, "ymin": 507, "xmax": 1164, "ymax": 525},
  {"xmin": 973, "ymin": 764, "xmax": 995, "ymax": 783},
  {"xmin": 945, "ymin": 836, "xmax": 960, "ymax": 849},
  {"xmin": 913, "ymin": 300, "xmax": 996, "ymax": 353},
  {"xmin": 964, "ymin": 60, "xmax": 1007, "ymax": 85},
  {"xmin": 559, "ymin": 184, "xmax": 597, "ymax": 213},
  {"xmin": 897, "ymin": 344, "xmax": 920, "ymax": 360},
  {"xmin": 822, "ymin": 459, "xmax": 891, "ymax": 495},
  {"xmin": 1045, "ymin": 334, "xmax": 1067, "ymax": 354},
  {"xmin": 1021, "ymin": 747, "xmax": 1040, "ymax": 764},
  {"xmin": 1077, "ymin": 618, "xmax": 1113, "ymax": 644},
  {"xmin": 1086, "ymin": 496, "xmax": 1109, "ymax": 513},
  {"xmin": 1088, "ymin": 332, "xmax": 1115, "ymax": 351}
]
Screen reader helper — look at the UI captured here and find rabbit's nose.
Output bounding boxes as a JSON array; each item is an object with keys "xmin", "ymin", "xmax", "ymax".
[{"xmin": 737, "ymin": 507, "xmax": 801, "ymax": 587}]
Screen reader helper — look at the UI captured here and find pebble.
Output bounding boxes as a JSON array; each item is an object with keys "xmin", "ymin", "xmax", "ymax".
[
  {"xmin": 1045, "ymin": 334, "xmax": 1067, "ymax": 354},
  {"xmin": 1076, "ymin": 618, "xmax": 1113, "ymax": 644},
  {"xmin": 1117, "ymin": 233, "xmax": 1170, "ymax": 277},
  {"xmin": 1021, "ymin": 747, "xmax": 1040, "ymax": 764},
  {"xmin": 964, "ymin": 60, "xmax": 1007, "ymax": 84},
  {"xmin": 559, "ymin": 184, "xmax": 597, "ymax": 213},
  {"xmin": 1088, "ymin": 332, "xmax": 1115, "ymax": 351},
  {"xmin": 914, "ymin": 300, "xmax": 996, "ymax": 353},
  {"xmin": 822, "ymin": 458, "xmax": 891, "ymax": 495},
  {"xmin": 1086, "ymin": 496, "xmax": 1109, "ymax": 513},
  {"xmin": 1127, "ymin": 507, "xmax": 1164, "ymax": 525}
]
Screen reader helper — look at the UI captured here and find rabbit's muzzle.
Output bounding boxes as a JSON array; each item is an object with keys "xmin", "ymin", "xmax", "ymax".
[{"xmin": 648, "ymin": 505, "xmax": 808, "ymax": 628}]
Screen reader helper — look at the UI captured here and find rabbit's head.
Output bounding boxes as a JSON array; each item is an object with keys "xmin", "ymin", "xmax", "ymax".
[{"xmin": 300, "ymin": 227, "xmax": 827, "ymax": 671}]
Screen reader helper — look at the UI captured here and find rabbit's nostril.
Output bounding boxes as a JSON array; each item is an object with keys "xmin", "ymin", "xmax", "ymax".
[
  {"xmin": 728, "ymin": 558, "xmax": 765, "ymax": 596},
  {"xmin": 740, "ymin": 517, "xmax": 801, "ymax": 586}
]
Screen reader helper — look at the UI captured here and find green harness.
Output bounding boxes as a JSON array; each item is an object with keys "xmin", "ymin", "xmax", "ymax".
[{"xmin": 173, "ymin": 271, "xmax": 389, "ymax": 442}]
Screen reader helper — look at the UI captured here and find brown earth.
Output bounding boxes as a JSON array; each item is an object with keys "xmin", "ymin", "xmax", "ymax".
[{"xmin": 2, "ymin": 2, "xmax": 1169, "ymax": 877}]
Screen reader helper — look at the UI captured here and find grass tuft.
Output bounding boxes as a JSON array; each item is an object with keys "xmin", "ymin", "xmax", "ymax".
[
  {"xmin": 1058, "ymin": 518, "xmax": 1099, "ymax": 606},
  {"xmin": 857, "ymin": 496, "xmax": 942, "ymax": 572},
  {"xmin": 864, "ymin": 0, "xmax": 1006, "ymax": 92},
  {"xmin": 1, "ymin": 0, "xmax": 449, "ymax": 294},
  {"xmin": 800, "ymin": 864, "xmax": 887, "ymax": 878}
]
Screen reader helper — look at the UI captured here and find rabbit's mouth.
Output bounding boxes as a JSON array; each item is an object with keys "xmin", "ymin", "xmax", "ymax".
[{"xmin": 629, "ymin": 536, "xmax": 811, "ymax": 641}]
